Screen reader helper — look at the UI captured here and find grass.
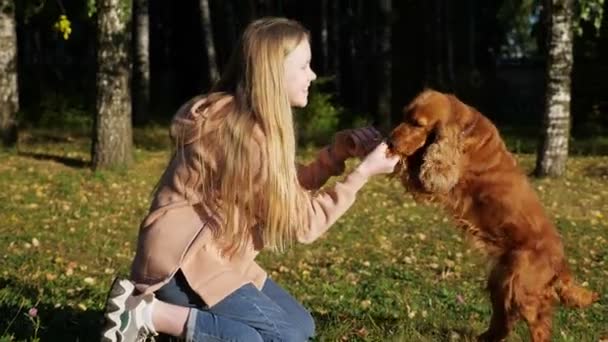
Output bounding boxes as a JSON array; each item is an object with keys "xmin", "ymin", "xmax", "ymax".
[{"xmin": 0, "ymin": 127, "xmax": 607, "ymax": 341}]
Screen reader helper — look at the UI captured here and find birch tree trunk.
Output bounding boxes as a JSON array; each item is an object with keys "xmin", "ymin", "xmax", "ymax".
[
  {"xmin": 535, "ymin": 0, "xmax": 574, "ymax": 177},
  {"xmin": 92, "ymin": 0, "xmax": 133, "ymax": 169},
  {"xmin": 0, "ymin": 0, "xmax": 18, "ymax": 147},
  {"xmin": 133, "ymin": 0, "xmax": 150, "ymax": 125},
  {"xmin": 199, "ymin": 0, "xmax": 219, "ymax": 84}
]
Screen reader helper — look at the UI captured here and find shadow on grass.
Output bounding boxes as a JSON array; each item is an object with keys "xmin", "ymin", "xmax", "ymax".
[
  {"xmin": 0, "ymin": 278, "xmax": 103, "ymax": 341},
  {"xmin": 17, "ymin": 151, "xmax": 90, "ymax": 169},
  {"xmin": 20, "ymin": 126, "xmax": 172, "ymax": 153},
  {"xmin": 584, "ymin": 164, "xmax": 608, "ymax": 179}
]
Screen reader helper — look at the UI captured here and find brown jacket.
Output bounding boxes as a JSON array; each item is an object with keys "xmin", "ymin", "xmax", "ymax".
[{"xmin": 130, "ymin": 95, "xmax": 369, "ymax": 307}]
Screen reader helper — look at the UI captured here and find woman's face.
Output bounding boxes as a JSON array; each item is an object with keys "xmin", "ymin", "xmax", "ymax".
[{"xmin": 283, "ymin": 39, "xmax": 317, "ymax": 108}]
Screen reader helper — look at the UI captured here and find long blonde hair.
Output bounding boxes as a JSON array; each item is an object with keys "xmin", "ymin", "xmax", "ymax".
[{"xmin": 172, "ymin": 17, "xmax": 310, "ymax": 253}]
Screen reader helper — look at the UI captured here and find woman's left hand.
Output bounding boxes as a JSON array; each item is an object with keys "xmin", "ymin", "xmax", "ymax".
[{"xmin": 332, "ymin": 126, "xmax": 384, "ymax": 160}]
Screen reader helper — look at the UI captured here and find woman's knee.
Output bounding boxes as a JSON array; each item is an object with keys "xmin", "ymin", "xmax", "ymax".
[
  {"xmin": 191, "ymin": 325, "xmax": 264, "ymax": 342},
  {"xmin": 295, "ymin": 310, "xmax": 315, "ymax": 339},
  {"xmin": 277, "ymin": 315, "xmax": 315, "ymax": 341},
  {"xmin": 190, "ymin": 309, "xmax": 265, "ymax": 342},
  {"xmin": 271, "ymin": 302, "xmax": 315, "ymax": 340},
  {"xmin": 225, "ymin": 328, "xmax": 264, "ymax": 342}
]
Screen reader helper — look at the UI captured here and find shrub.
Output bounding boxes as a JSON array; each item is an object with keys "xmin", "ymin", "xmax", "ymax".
[{"xmin": 295, "ymin": 77, "xmax": 341, "ymax": 146}]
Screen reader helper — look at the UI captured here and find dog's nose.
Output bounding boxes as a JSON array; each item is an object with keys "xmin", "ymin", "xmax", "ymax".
[{"xmin": 386, "ymin": 139, "xmax": 394, "ymax": 150}]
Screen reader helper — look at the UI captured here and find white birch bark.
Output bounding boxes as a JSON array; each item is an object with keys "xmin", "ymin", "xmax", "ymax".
[
  {"xmin": 0, "ymin": 0, "xmax": 18, "ymax": 147},
  {"xmin": 535, "ymin": 0, "xmax": 574, "ymax": 177}
]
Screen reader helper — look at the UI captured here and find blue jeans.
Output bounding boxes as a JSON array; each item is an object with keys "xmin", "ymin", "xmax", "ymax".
[{"xmin": 155, "ymin": 270, "xmax": 315, "ymax": 341}]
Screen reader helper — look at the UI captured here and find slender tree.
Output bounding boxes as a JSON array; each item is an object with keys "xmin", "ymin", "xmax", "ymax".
[
  {"xmin": 468, "ymin": 0, "xmax": 476, "ymax": 68},
  {"xmin": 223, "ymin": 0, "xmax": 238, "ymax": 46},
  {"xmin": 321, "ymin": 0, "xmax": 329, "ymax": 74},
  {"xmin": 423, "ymin": 0, "xmax": 433, "ymax": 86},
  {"xmin": 92, "ymin": 0, "xmax": 133, "ymax": 169},
  {"xmin": 331, "ymin": 0, "xmax": 341, "ymax": 95},
  {"xmin": 199, "ymin": 0, "xmax": 219, "ymax": 84},
  {"xmin": 535, "ymin": 0, "xmax": 574, "ymax": 177},
  {"xmin": 0, "ymin": 0, "xmax": 19, "ymax": 147},
  {"xmin": 377, "ymin": 0, "xmax": 392, "ymax": 132},
  {"xmin": 434, "ymin": 0, "xmax": 445, "ymax": 89},
  {"xmin": 133, "ymin": 0, "xmax": 150, "ymax": 125},
  {"xmin": 444, "ymin": 0, "xmax": 455, "ymax": 88}
]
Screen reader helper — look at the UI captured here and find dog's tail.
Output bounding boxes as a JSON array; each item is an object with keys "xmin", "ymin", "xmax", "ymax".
[{"xmin": 555, "ymin": 264, "xmax": 599, "ymax": 308}]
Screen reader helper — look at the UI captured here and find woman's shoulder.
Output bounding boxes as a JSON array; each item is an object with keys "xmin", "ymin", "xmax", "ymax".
[
  {"xmin": 170, "ymin": 93, "xmax": 235, "ymax": 144},
  {"xmin": 176, "ymin": 92, "xmax": 235, "ymax": 122}
]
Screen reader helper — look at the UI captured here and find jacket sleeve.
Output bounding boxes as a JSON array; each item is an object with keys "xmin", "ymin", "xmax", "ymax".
[
  {"xmin": 250, "ymin": 132, "xmax": 369, "ymax": 245},
  {"xmin": 296, "ymin": 169, "xmax": 368, "ymax": 243}
]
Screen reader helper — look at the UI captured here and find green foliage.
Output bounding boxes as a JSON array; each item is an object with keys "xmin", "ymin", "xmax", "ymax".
[
  {"xmin": 19, "ymin": 0, "xmax": 74, "ymax": 39},
  {"xmin": 497, "ymin": 0, "xmax": 605, "ymax": 57},
  {"xmin": 499, "ymin": 124, "xmax": 608, "ymax": 155},
  {"xmin": 497, "ymin": 0, "xmax": 541, "ymax": 57},
  {"xmin": 295, "ymin": 77, "xmax": 342, "ymax": 146},
  {"xmin": 21, "ymin": 0, "xmax": 45, "ymax": 23},
  {"xmin": 576, "ymin": 0, "xmax": 605, "ymax": 35},
  {"xmin": 23, "ymin": 95, "xmax": 92, "ymax": 133},
  {"xmin": 38, "ymin": 108, "xmax": 91, "ymax": 135},
  {"xmin": 86, "ymin": 0, "xmax": 96, "ymax": 17},
  {"xmin": 53, "ymin": 14, "xmax": 71, "ymax": 40}
]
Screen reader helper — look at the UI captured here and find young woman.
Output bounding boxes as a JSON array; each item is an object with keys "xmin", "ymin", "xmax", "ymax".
[{"xmin": 101, "ymin": 17, "xmax": 398, "ymax": 342}]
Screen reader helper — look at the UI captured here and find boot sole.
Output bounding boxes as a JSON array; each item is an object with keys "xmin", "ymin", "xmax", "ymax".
[{"xmin": 100, "ymin": 278, "xmax": 135, "ymax": 342}]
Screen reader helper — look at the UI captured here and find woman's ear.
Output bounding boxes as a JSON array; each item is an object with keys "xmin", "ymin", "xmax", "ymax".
[{"xmin": 418, "ymin": 123, "xmax": 462, "ymax": 193}]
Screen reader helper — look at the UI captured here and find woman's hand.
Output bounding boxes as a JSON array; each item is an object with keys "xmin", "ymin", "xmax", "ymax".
[
  {"xmin": 355, "ymin": 142, "xmax": 399, "ymax": 178},
  {"xmin": 332, "ymin": 127, "xmax": 383, "ymax": 160}
]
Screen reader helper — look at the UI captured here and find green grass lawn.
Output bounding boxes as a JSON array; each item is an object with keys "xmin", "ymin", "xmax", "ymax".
[{"xmin": 1, "ymin": 128, "xmax": 607, "ymax": 341}]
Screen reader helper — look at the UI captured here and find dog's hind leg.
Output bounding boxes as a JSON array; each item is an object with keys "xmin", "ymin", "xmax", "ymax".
[
  {"xmin": 518, "ymin": 290, "xmax": 555, "ymax": 342},
  {"xmin": 478, "ymin": 262, "xmax": 519, "ymax": 342},
  {"xmin": 514, "ymin": 254, "xmax": 557, "ymax": 342},
  {"xmin": 507, "ymin": 249, "xmax": 557, "ymax": 342}
]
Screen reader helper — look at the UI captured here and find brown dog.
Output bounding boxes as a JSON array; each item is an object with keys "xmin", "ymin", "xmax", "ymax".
[{"xmin": 388, "ymin": 89, "xmax": 599, "ymax": 342}]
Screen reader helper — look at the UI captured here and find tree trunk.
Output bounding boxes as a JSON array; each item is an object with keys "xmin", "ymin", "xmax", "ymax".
[
  {"xmin": 93, "ymin": 0, "xmax": 133, "ymax": 169},
  {"xmin": 445, "ymin": 0, "xmax": 455, "ymax": 89},
  {"xmin": 468, "ymin": 0, "xmax": 476, "ymax": 68},
  {"xmin": 377, "ymin": 0, "xmax": 392, "ymax": 132},
  {"xmin": 133, "ymin": 0, "xmax": 150, "ymax": 125},
  {"xmin": 321, "ymin": 0, "xmax": 329, "ymax": 74},
  {"xmin": 199, "ymin": 0, "xmax": 219, "ymax": 84},
  {"xmin": 423, "ymin": 0, "xmax": 432, "ymax": 86},
  {"xmin": 349, "ymin": 0, "xmax": 368, "ymax": 114},
  {"xmin": 331, "ymin": 0, "xmax": 341, "ymax": 94},
  {"xmin": 535, "ymin": 0, "xmax": 574, "ymax": 178},
  {"xmin": 247, "ymin": 0, "xmax": 258, "ymax": 20},
  {"xmin": 434, "ymin": 0, "xmax": 445, "ymax": 89},
  {"xmin": 0, "ymin": 0, "xmax": 19, "ymax": 147},
  {"xmin": 223, "ymin": 0, "xmax": 238, "ymax": 46}
]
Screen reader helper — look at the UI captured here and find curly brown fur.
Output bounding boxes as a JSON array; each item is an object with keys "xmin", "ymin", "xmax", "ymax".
[{"xmin": 388, "ymin": 89, "xmax": 599, "ymax": 342}]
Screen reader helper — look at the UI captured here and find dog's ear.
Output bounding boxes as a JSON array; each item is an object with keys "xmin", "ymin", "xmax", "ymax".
[{"xmin": 418, "ymin": 118, "xmax": 463, "ymax": 194}]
